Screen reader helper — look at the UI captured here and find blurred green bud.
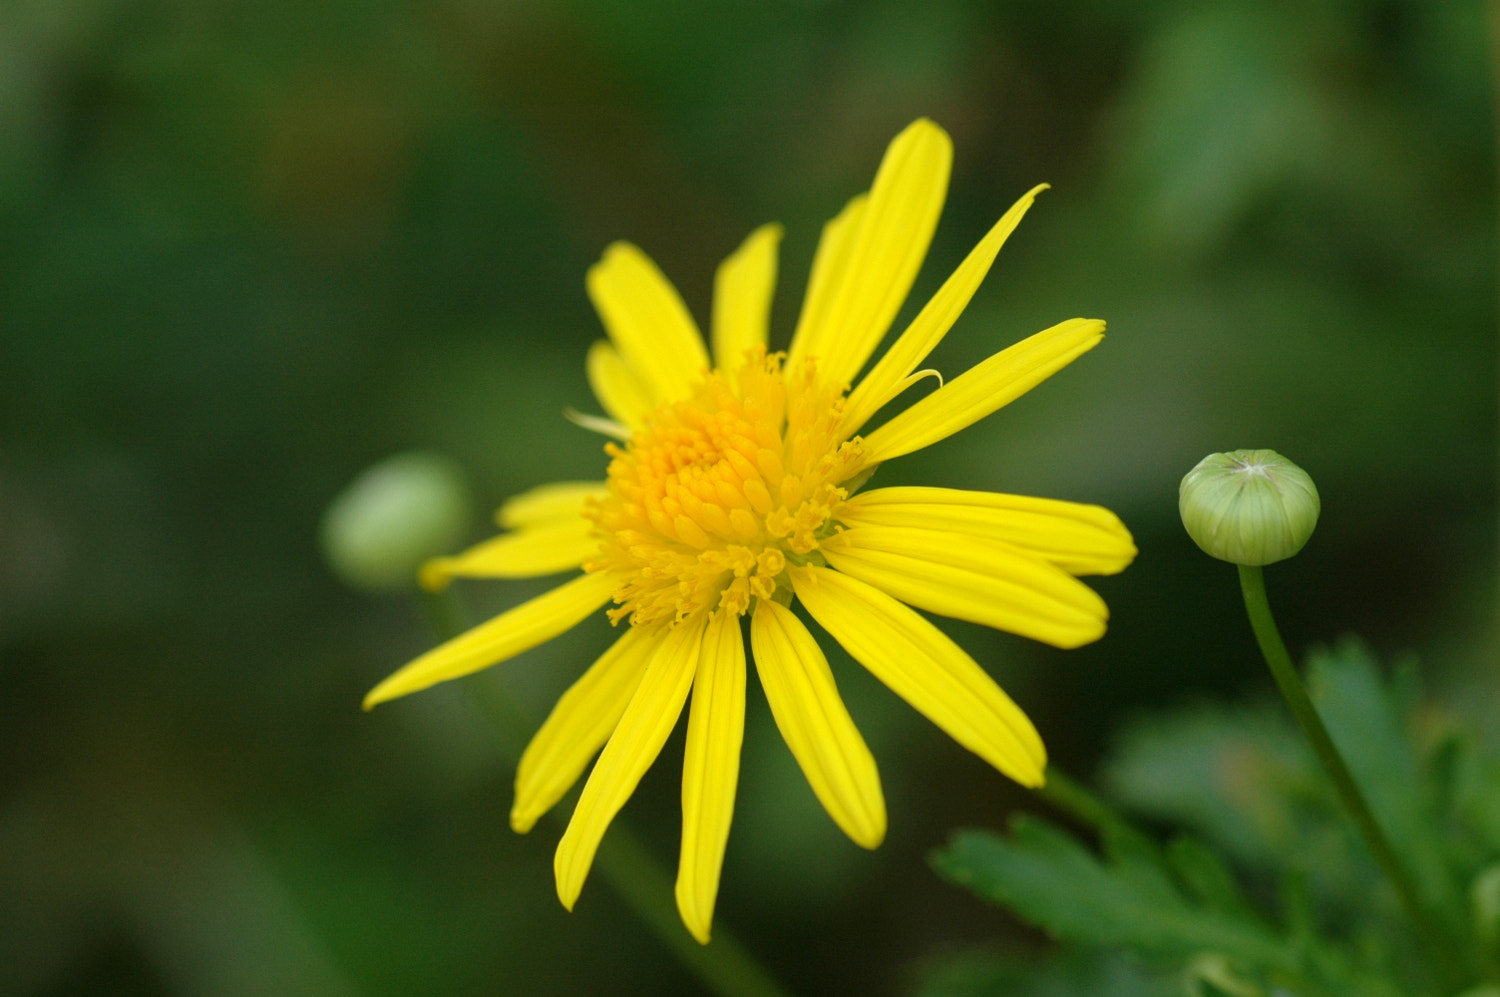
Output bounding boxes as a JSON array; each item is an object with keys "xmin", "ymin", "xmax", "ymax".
[
  {"xmin": 1179, "ymin": 450, "xmax": 1319, "ymax": 566},
  {"xmin": 321, "ymin": 452, "xmax": 473, "ymax": 592}
]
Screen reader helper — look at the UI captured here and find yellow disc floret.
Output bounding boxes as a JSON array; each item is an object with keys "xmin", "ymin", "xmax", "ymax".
[{"xmin": 585, "ymin": 347, "xmax": 866, "ymax": 628}]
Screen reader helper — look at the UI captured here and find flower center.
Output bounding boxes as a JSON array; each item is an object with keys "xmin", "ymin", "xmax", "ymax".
[{"xmin": 585, "ymin": 348, "xmax": 866, "ymax": 628}]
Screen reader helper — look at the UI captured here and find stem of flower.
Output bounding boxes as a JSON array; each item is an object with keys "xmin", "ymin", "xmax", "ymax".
[
  {"xmin": 589, "ymin": 826, "xmax": 792, "ymax": 997},
  {"xmin": 1237, "ymin": 564, "xmax": 1459, "ymax": 988},
  {"xmin": 423, "ymin": 585, "xmax": 793, "ymax": 997},
  {"xmin": 1035, "ymin": 767, "xmax": 1132, "ymax": 835}
]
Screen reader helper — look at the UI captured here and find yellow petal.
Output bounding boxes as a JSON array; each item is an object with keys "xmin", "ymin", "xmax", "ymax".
[
  {"xmin": 362, "ymin": 571, "xmax": 619, "ymax": 709},
  {"xmin": 586, "ymin": 340, "xmax": 655, "ymax": 430},
  {"xmin": 790, "ymin": 566, "xmax": 1045, "ymax": 787},
  {"xmin": 839, "ymin": 487, "xmax": 1136, "ymax": 577},
  {"xmin": 858, "ymin": 318, "xmax": 1105, "ymax": 467},
  {"xmin": 787, "ymin": 119, "xmax": 952, "ymax": 389},
  {"xmin": 789, "ymin": 193, "xmax": 867, "ymax": 368},
  {"xmin": 511, "ymin": 627, "xmax": 656, "ymax": 833},
  {"xmin": 497, "ymin": 481, "xmax": 608, "ymax": 530},
  {"xmin": 420, "ymin": 519, "xmax": 600, "ymax": 590},
  {"xmin": 749, "ymin": 599, "xmax": 885, "ymax": 848},
  {"xmin": 675, "ymin": 610, "xmax": 747, "ymax": 944},
  {"xmin": 841, "ymin": 184, "xmax": 1048, "ymax": 436},
  {"xmin": 711, "ymin": 224, "xmax": 782, "ymax": 373},
  {"xmin": 554, "ymin": 617, "xmax": 705, "ymax": 911},
  {"xmin": 586, "ymin": 242, "xmax": 710, "ymax": 405},
  {"xmin": 820, "ymin": 526, "xmax": 1108, "ymax": 649}
]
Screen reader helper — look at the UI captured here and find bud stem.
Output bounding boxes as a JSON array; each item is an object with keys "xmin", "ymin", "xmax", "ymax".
[{"xmin": 1237, "ymin": 564, "xmax": 1459, "ymax": 988}]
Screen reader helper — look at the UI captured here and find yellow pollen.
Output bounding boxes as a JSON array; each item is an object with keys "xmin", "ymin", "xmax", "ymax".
[{"xmin": 584, "ymin": 348, "xmax": 866, "ymax": 629}]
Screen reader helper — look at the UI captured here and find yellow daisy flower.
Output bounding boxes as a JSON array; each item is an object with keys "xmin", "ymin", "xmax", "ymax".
[{"xmin": 364, "ymin": 118, "xmax": 1136, "ymax": 943}]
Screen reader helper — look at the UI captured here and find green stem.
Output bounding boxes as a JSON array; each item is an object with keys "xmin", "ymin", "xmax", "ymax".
[
  {"xmin": 1237, "ymin": 565, "xmax": 1458, "ymax": 988},
  {"xmin": 591, "ymin": 828, "xmax": 792, "ymax": 997},
  {"xmin": 423, "ymin": 585, "xmax": 792, "ymax": 997},
  {"xmin": 1036, "ymin": 767, "xmax": 1131, "ymax": 835}
]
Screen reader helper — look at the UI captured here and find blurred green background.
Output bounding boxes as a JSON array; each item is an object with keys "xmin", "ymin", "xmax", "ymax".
[{"xmin": 1, "ymin": 1, "xmax": 1494, "ymax": 994}]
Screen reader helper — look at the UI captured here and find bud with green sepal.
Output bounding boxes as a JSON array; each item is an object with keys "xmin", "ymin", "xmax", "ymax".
[
  {"xmin": 321, "ymin": 451, "xmax": 473, "ymax": 592},
  {"xmin": 1178, "ymin": 449, "xmax": 1319, "ymax": 566},
  {"xmin": 1179, "ymin": 448, "xmax": 1455, "ymax": 980}
]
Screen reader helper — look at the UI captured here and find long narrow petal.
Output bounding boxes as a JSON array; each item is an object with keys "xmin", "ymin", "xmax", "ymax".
[
  {"xmin": 554, "ymin": 617, "xmax": 705, "ymax": 910},
  {"xmin": 711, "ymin": 224, "xmax": 782, "ymax": 373},
  {"xmin": 586, "ymin": 340, "xmax": 655, "ymax": 430},
  {"xmin": 676, "ymin": 610, "xmax": 747, "ymax": 943},
  {"xmin": 858, "ymin": 318, "xmax": 1105, "ymax": 468},
  {"xmin": 789, "ymin": 194, "xmax": 867, "ymax": 366},
  {"xmin": 420, "ymin": 519, "xmax": 600, "ymax": 590},
  {"xmin": 839, "ymin": 487, "xmax": 1136, "ymax": 577},
  {"xmin": 790, "ymin": 566, "xmax": 1045, "ymax": 787},
  {"xmin": 586, "ymin": 243, "xmax": 710, "ymax": 404},
  {"xmin": 362, "ymin": 571, "xmax": 620, "ymax": 709},
  {"xmin": 511, "ymin": 627, "xmax": 656, "ymax": 833},
  {"xmin": 841, "ymin": 184, "xmax": 1048, "ymax": 435},
  {"xmin": 749, "ymin": 599, "xmax": 885, "ymax": 848},
  {"xmin": 497, "ymin": 481, "xmax": 608, "ymax": 530},
  {"xmin": 820, "ymin": 527, "xmax": 1108, "ymax": 649},
  {"xmin": 787, "ymin": 119, "xmax": 952, "ymax": 389}
]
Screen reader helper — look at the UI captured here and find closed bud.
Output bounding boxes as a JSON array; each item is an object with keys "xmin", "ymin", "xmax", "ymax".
[
  {"xmin": 1179, "ymin": 450, "xmax": 1319, "ymax": 566},
  {"xmin": 321, "ymin": 452, "xmax": 472, "ymax": 592}
]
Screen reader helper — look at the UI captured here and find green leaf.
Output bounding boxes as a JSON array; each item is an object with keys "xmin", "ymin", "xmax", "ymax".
[
  {"xmin": 1306, "ymin": 638, "xmax": 1465, "ymax": 933},
  {"xmin": 934, "ymin": 816, "xmax": 1412, "ymax": 997},
  {"xmin": 1166, "ymin": 836, "xmax": 1260, "ymax": 920},
  {"xmin": 1106, "ymin": 635, "xmax": 1481, "ymax": 969},
  {"xmin": 931, "ymin": 817, "xmax": 1290, "ymax": 969},
  {"xmin": 1102, "ymin": 700, "xmax": 1316, "ymax": 868}
]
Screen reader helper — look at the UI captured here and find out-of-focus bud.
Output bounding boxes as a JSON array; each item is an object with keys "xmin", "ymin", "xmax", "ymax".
[
  {"xmin": 320, "ymin": 452, "xmax": 472, "ymax": 592},
  {"xmin": 1179, "ymin": 449, "xmax": 1319, "ymax": 566}
]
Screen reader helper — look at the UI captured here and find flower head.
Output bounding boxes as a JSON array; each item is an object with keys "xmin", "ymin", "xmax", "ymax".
[{"xmin": 364, "ymin": 119, "xmax": 1136, "ymax": 943}]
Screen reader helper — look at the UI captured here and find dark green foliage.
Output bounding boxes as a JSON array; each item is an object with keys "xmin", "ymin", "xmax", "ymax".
[
  {"xmin": 934, "ymin": 819, "xmax": 1290, "ymax": 968},
  {"xmin": 930, "ymin": 641, "xmax": 1500, "ymax": 996}
]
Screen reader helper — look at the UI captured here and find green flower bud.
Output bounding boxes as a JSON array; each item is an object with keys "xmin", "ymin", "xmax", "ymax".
[
  {"xmin": 1179, "ymin": 449, "xmax": 1319, "ymax": 566},
  {"xmin": 321, "ymin": 452, "xmax": 473, "ymax": 592}
]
